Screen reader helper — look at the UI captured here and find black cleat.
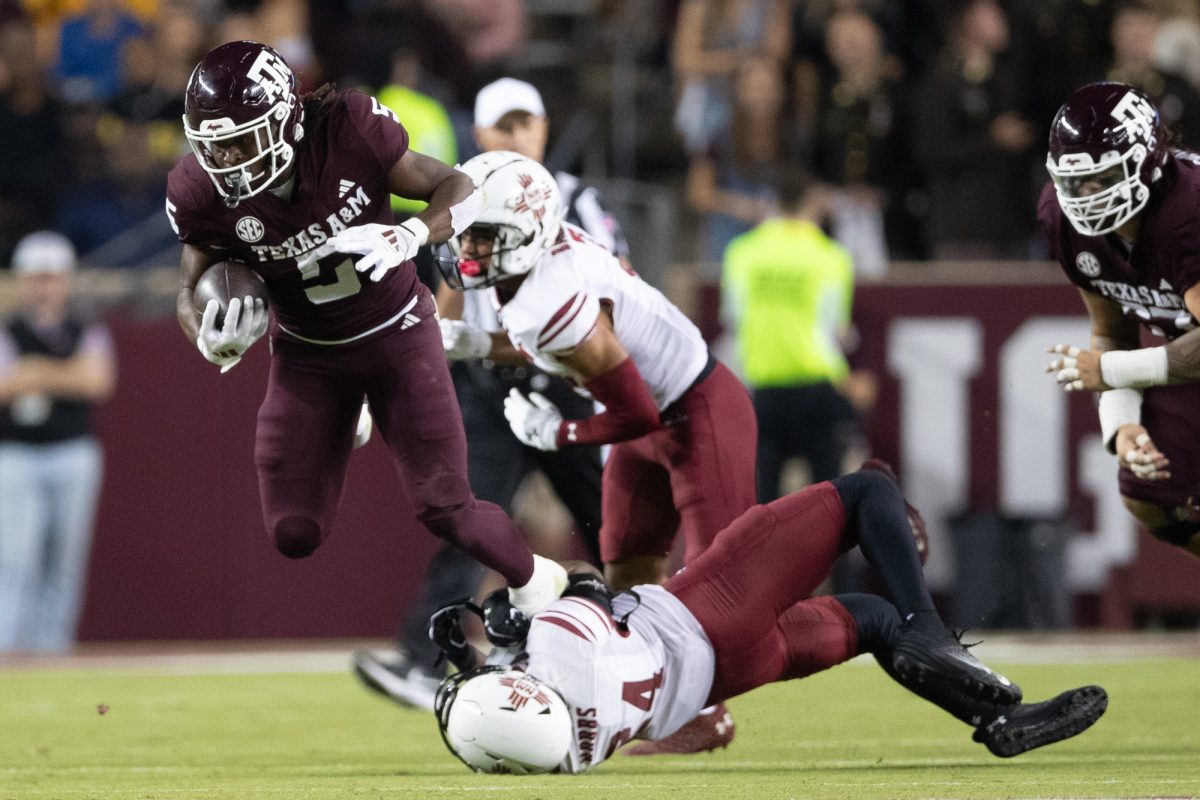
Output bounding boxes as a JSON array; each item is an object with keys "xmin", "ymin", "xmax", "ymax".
[
  {"xmin": 352, "ymin": 649, "xmax": 443, "ymax": 712},
  {"xmin": 892, "ymin": 624, "xmax": 1022, "ymax": 708},
  {"xmin": 974, "ymin": 685, "xmax": 1108, "ymax": 757}
]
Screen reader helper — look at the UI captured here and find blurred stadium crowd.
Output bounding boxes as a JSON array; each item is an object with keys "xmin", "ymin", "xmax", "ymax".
[{"xmin": 2, "ymin": 0, "xmax": 1200, "ymax": 275}]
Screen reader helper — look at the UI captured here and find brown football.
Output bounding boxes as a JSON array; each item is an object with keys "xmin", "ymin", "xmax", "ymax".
[{"xmin": 192, "ymin": 261, "xmax": 268, "ymax": 326}]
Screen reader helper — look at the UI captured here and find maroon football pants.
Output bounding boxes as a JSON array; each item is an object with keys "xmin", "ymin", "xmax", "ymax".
[
  {"xmin": 253, "ymin": 285, "xmax": 533, "ymax": 585},
  {"xmin": 664, "ymin": 483, "xmax": 858, "ymax": 705},
  {"xmin": 599, "ymin": 361, "xmax": 757, "ymax": 565}
]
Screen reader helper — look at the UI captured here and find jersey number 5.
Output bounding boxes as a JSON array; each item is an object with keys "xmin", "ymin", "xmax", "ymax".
[{"xmin": 298, "ymin": 256, "xmax": 362, "ymax": 305}]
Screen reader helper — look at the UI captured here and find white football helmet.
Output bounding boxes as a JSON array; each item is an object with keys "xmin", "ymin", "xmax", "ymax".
[
  {"xmin": 436, "ymin": 151, "xmax": 564, "ymax": 289},
  {"xmin": 435, "ymin": 667, "xmax": 572, "ymax": 774}
]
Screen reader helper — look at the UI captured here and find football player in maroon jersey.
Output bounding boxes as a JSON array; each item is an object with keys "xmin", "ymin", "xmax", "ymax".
[
  {"xmin": 166, "ymin": 41, "xmax": 566, "ymax": 615},
  {"xmin": 1042, "ymin": 81, "xmax": 1200, "ymax": 557}
]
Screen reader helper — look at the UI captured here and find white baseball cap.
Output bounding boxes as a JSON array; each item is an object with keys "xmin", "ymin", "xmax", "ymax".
[
  {"xmin": 12, "ymin": 231, "xmax": 76, "ymax": 275},
  {"xmin": 474, "ymin": 78, "xmax": 545, "ymax": 128}
]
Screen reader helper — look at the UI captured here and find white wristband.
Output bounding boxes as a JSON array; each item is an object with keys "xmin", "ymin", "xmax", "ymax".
[
  {"xmin": 399, "ymin": 217, "xmax": 429, "ymax": 247},
  {"xmin": 1099, "ymin": 347, "xmax": 1168, "ymax": 388},
  {"xmin": 1097, "ymin": 388, "xmax": 1142, "ymax": 453}
]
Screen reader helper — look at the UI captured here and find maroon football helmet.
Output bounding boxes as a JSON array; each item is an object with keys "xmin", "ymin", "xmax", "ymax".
[
  {"xmin": 1046, "ymin": 81, "xmax": 1169, "ymax": 236},
  {"xmin": 183, "ymin": 41, "xmax": 304, "ymax": 207}
]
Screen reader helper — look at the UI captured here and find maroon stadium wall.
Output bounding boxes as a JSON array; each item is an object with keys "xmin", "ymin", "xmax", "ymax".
[{"xmin": 77, "ymin": 278, "xmax": 1200, "ymax": 639}]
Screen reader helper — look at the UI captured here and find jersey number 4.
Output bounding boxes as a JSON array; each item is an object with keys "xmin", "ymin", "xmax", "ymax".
[{"xmin": 621, "ymin": 670, "xmax": 664, "ymax": 711}]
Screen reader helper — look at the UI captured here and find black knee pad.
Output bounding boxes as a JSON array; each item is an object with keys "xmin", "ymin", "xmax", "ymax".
[
  {"xmin": 832, "ymin": 470, "xmax": 894, "ymax": 512},
  {"xmin": 1151, "ymin": 520, "xmax": 1200, "ymax": 548},
  {"xmin": 272, "ymin": 515, "xmax": 323, "ymax": 559},
  {"xmin": 834, "ymin": 593, "xmax": 901, "ymax": 654}
]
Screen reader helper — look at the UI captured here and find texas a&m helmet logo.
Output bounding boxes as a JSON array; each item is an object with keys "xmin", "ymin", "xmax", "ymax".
[{"xmin": 1111, "ymin": 90, "xmax": 1157, "ymax": 146}]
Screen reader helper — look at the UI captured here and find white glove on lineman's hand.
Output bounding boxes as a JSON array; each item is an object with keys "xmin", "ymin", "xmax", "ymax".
[
  {"xmin": 504, "ymin": 389, "xmax": 562, "ymax": 451},
  {"xmin": 324, "ymin": 219, "xmax": 429, "ymax": 282},
  {"xmin": 439, "ymin": 318, "xmax": 492, "ymax": 360},
  {"xmin": 196, "ymin": 297, "xmax": 268, "ymax": 374}
]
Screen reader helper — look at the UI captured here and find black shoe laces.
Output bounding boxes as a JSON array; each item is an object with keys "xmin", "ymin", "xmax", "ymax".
[{"xmin": 952, "ymin": 628, "xmax": 984, "ymax": 650}]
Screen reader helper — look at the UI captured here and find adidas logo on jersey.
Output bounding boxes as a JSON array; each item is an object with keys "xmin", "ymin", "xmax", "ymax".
[
  {"xmin": 399, "ymin": 312, "xmax": 420, "ymax": 330},
  {"xmin": 1160, "ymin": 278, "xmax": 1173, "ymax": 291},
  {"xmin": 338, "ymin": 179, "xmax": 356, "ymax": 198}
]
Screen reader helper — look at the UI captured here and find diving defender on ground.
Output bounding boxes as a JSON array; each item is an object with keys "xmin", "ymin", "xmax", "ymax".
[
  {"xmin": 166, "ymin": 41, "xmax": 565, "ymax": 614},
  {"xmin": 430, "ymin": 462, "xmax": 1107, "ymax": 773}
]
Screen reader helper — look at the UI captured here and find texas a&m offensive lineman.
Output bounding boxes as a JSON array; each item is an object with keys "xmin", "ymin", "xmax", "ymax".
[
  {"xmin": 1042, "ymin": 81, "xmax": 1200, "ymax": 557},
  {"xmin": 166, "ymin": 41, "xmax": 566, "ymax": 615},
  {"xmin": 435, "ymin": 151, "xmax": 758, "ymax": 754},
  {"xmin": 429, "ymin": 464, "xmax": 1107, "ymax": 773}
]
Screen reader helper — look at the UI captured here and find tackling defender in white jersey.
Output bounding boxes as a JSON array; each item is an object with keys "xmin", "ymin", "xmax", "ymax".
[
  {"xmin": 435, "ymin": 151, "xmax": 759, "ymax": 755},
  {"xmin": 435, "ymin": 151, "xmax": 757, "ymax": 592}
]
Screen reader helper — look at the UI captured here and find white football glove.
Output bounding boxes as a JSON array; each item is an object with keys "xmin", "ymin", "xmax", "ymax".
[
  {"xmin": 196, "ymin": 297, "xmax": 268, "ymax": 373},
  {"xmin": 504, "ymin": 388, "xmax": 562, "ymax": 451},
  {"xmin": 324, "ymin": 218, "xmax": 429, "ymax": 282},
  {"xmin": 439, "ymin": 318, "xmax": 492, "ymax": 360}
]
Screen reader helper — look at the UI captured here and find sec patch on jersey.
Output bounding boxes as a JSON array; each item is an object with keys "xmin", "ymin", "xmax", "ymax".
[{"xmin": 192, "ymin": 261, "xmax": 268, "ymax": 325}]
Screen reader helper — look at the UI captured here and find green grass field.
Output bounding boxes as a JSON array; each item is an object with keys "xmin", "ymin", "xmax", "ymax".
[{"xmin": 2, "ymin": 650, "xmax": 1199, "ymax": 800}]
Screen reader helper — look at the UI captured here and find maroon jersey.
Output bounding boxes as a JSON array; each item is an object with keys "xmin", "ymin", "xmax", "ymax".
[
  {"xmin": 1038, "ymin": 153, "xmax": 1200, "ymax": 340},
  {"xmin": 1042, "ymin": 152, "xmax": 1200, "ymax": 509},
  {"xmin": 166, "ymin": 89, "xmax": 418, "ymax": 343}
]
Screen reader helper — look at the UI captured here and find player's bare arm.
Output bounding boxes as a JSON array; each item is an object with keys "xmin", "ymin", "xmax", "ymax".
[
  {"xmin": 176, "ymin": 243, "xmax": 223, "ymax": 341},
  {"xmin": 433, "ymin": 281, "xmax": 464, "ymax": 319},
  {"xmin": 1048, "ymin": 285, "xmax": 1200, "ymax": 394},
  {"xmin": 324, "ymin": 152, "xmax": 481, "ymax": 284},
  {"xmin": 1045, "ymin": 290, "xmax": 1170, "ymax": 478},
  {"xmin": 387, "ymin": 150, "xmax": 479, "ymax": 244},
  {"xmin": 554, "ymin": 310, "xmax": 629, "ymax": 381},
  {"xmin": 447, "ymin": 307, "xmax": 628, "ymax": 369},
  {"xmin": 505, "ymin": 311, "xmax": 660, "ymax": 451},
  {"xmin": 1165, "ymin": 283, "xmax": 1200, "ymax": 382}
]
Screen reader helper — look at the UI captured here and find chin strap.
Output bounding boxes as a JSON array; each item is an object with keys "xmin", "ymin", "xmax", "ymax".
[{"xmin": 224, "ymin": 172, "xmax": 249, "ymax": 208}]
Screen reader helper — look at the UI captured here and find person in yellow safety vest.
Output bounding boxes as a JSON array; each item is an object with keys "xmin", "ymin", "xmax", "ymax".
[{"xmin": 722, "ymin": 168, "xmax": 864, "ymax": 505}]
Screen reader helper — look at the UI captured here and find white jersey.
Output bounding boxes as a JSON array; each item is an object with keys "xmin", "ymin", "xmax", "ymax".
[
  {"xmin": 496, "ymin": 222, "xmax": 710, "ymax": 410},
  {"xmin": 523, "ymin": 585, "xmax": 715, "ymax": 773}
]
